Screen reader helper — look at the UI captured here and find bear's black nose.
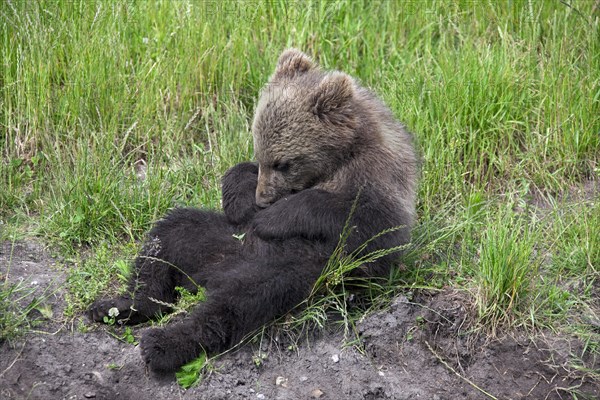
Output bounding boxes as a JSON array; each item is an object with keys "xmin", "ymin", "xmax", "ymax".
[{"xmin": 255, "ymin": 191, "xmax": 273, "ymax": 208}]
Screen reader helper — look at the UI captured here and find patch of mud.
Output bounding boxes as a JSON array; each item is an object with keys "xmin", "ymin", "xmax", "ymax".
[
  {"xmin": 0, "ymin": 240, "xmax": 63, "ymax": 305},
  {"xmin": 1, "ymin": 241, "xmax": 598, "ymax": 400}
]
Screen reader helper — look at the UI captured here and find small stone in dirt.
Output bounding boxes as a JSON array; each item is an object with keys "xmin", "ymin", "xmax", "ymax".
[
  {"xmin": 275, "ymin": 376, "xmax": 288, "ymax": 387},
  {"xmin": 299, "ymin": 376, "xmax": 308, "ymax": 382},
  {"xmin": 311, "ymin": 389, "xmax": 324, "ymax": 398},
  {"xmin": 256, "ymin": 394, "xmax": 265, "ymax": 399},
  {"xmin": 331, "ymin": 354, "xmax": 339, "ymax": 363},
  {"xmin": 84, "ymin": 392, "xmax": 96, "ymax": 398}
]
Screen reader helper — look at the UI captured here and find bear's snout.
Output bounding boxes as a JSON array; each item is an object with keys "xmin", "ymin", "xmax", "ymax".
[{"xmin": 256, "ymin": 189, "xmax": 274, "ymax": 208}]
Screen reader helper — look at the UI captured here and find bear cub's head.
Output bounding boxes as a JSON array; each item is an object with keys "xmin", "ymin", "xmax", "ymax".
[{"xmin": 252, "ymin": 49, "xmax": 360, "ymax": 208}]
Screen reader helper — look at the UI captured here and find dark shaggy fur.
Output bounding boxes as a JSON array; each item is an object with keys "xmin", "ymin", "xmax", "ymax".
[{"xmin": 88, "ymin": 49, "xmax": 418, "ymax": 372}]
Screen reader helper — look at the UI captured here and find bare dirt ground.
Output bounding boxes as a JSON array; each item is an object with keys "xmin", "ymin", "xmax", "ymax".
[{"xmin": 0, "ymin": 240, "xmax": 598, "ymax": 400}]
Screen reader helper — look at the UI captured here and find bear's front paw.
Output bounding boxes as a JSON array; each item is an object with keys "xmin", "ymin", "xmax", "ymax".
[
  {"xmin": 251, "ymin": 211, "xmax": 288, "ymax": 240},
  {"xmin": 88, "ymin": 297, "xmax": 135, "ymax": 324},
  {"xmin": 141, "ymin": 327, "xmax": 200, "ymax": 372}
]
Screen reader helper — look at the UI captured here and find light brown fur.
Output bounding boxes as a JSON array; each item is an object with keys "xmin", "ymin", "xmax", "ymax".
[{"xmin": 252, "ymin": 49, "xmax": 418, "ymax": 223}]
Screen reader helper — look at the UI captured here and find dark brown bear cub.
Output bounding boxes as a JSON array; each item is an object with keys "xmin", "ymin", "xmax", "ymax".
[{"xmin": 88, "ymin": 49, "xmax": 418, "ymax": 372}]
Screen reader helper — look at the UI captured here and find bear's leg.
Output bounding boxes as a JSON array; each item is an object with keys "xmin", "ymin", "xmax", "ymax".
[
  {"xmin": 88, "ymin": 208, "xmax": 243, "ymax": 325},
  {"xmin": 87, "ymin": 253, "xmax": 174, "ymax": 325},
  {"xmin": 140, "ymin": 255, "xmax": 325, "ymax": 371}
]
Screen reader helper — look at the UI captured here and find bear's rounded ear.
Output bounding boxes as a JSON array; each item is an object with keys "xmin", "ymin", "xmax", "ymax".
[
  {"xmin": 273, "ymin": 48, "xmax": 315, "ymax": 79},
  {"xmin": 311, "ymin": 72, "xmax": 355, "ymax": 122}
]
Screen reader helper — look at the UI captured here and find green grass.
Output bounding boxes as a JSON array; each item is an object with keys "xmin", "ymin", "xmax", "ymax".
[
  {"xmin": 1, "ymin": 0, "xmax": 598, "ymax": 387},
  {"xmin": 63, "ymin": 241, "xmax": 137, "ymax": 317},
  {"xmin": 473, "ymin": 205, "xmax": 541, "ymax": 332}
]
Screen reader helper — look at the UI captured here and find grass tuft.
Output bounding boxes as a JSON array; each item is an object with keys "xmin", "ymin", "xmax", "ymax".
[{"xmin": 474, "ymin": 208, "xmax": 540, "ymax": 332}]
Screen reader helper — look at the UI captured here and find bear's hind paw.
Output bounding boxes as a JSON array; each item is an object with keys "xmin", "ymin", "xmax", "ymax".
[{"xmin": 141, "ymin": 327, "xmax": 201, "ymax": 372}]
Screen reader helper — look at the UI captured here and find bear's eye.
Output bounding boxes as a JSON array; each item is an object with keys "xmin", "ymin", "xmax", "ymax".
[{"xmin": 272, "ymin": 160, "xmax": 290, "ymax": 173}]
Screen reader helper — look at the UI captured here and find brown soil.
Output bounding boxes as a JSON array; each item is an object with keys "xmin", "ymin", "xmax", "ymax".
[{"xmin": 0, "ymin": 240, "xmax": 598, "ymax": 400}]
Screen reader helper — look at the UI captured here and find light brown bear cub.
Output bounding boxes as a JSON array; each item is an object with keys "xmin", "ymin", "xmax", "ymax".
[
  {"xmin": 89, "ymin": 49, "xmax": 418, "ymax": 373},
  {"xmin": 251, "ymin": 49, "xmax": 418, "ymax": 252}
]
